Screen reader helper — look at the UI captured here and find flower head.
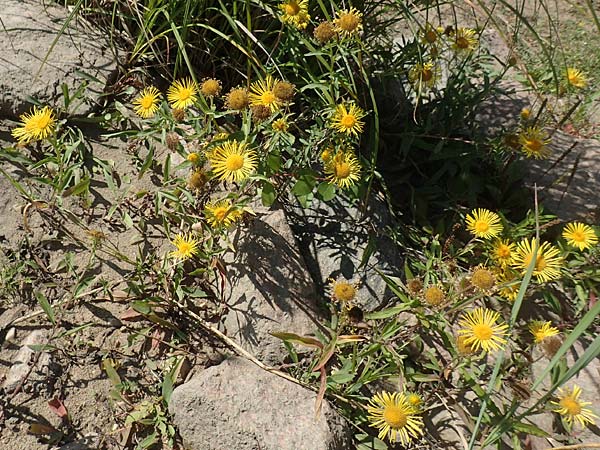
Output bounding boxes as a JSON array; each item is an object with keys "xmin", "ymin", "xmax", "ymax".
[
  {"xmin": 279, "ymin": 0, "xmax": 310, "ymax": 30},
  {"xmin": 334, "ymin": 7, "xmax": 363, "ymax": 37},
  {"xmin": 423, "ymin": 285, "xmax": 445, "ymax": 306},
  {"xmin": 552, "ymin": 385, "xmax": 597, "ymax": 428},
  {"xmin": 421, "ymin": 24, "xmax": 442, "ymax": 45},
  {"xmin": 133, "ymin": 87, "xmax": 161, "ymax": 118},
  {"xmin": 225, "ymin": 87, "xmax": 249, "ymax": 111},
  {"xmin": 452, "ymin": 28, "xmax": 478, "ymax": 52},
  {"xmin": 11, "ymin": 106, "xmax": 56, "ymax": 144},
  {"xmin": 528, "ymin": 321, "xmax": 559, "ymax": 344},
  {"xmin": 406, "ymin": 393, "xmax": 423, "ymax": 411},
  {"xmin": 273, "ymin": 81, "xmax": 295, "ymax": 102},
  {"xmin": 188, "ymin": 170, "xmax": 208, "ymax": 191},
  {"xmin": 519, "ymin": 127, "xmax": 552, "ymax": 159},
  {"xmin": 492, "ymin": 239, "xmax": 515, "ymax": 267},
  {"xmin": 470, "ymin": 266, "xmax": 495, "ymax": 291},
  {"xmin": 249, "ymin": 75, "xmax": 282, "ymax": 112},
  {"xmin": 566, "ymin": 68, "xmax": 587, "ymax": 89},
  {"xmin": 208, "ymin": 140, "xmax": 258, "ymax": 183},
  {"xmin": 204, "ymin": 199, "xmax": 242, "ymax": 228},
  {"xmin": 330, "ymin": 103, "xmax": 365, "ymax": 136},
  {"xmin": 200, "ymin": 78, "xmax": 222, "ymax": 98},
  {"xmin": 562, "ymin": 222, "xmax": 598, "ymax": 251},
  {"xmin": 458, "ymin": 307, "xmax": 509, "ymax": 352},
  {"xmin": 272, "ymin": 118, "xmax": 289, "ymax": 133},
  {"xmin": 465, "ymin": 208, "xmax": 503, "ymax": 239},
  {"xmin": 324, "ymin": 151, "xmax": 361, "ymax": 189},
  {"xmin": 314, "ymin": 21, "xmax": 337, "ymax": 43},
  {"xmin": 367, "ymin": 391, "xmax": 424, "ymax": 445},
  {"xmin": 497, "ymin": 270, "xmax": 520, "ymax": 302},
  {"xmin": 329, "ymin": 277, "xmax": 359, "ymax": 303},
  {"xmin": 169, "ymin": 233, "xmax": 200, "ymax": 261},
  {"xmin": 408, "ymin": 62, "xmax": 440, "ymax": 89},
  {"xmin": 456, "ymin": 335, "xmax": 476, "ymax": 355},
  {"xmin": 511, "ymin": 238, "xmax": 563, "ymax": 283},
  {"xmin": 167, "ymin": 78, "xmax": 198, "ymax": 110}
]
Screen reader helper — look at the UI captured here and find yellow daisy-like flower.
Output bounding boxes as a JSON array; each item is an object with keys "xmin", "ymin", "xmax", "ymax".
[
  {"xmin": 408, "ymin": 62, "xmax": 440, "ymax": 89},
  {"xmin": 518, "ymin": 127, "xmax": 552, "ymax": 159},
  {"xmin": 330, "ymin": 103, "xmax": 365, "ymax": 136},
  {"xmin": 458, "ymin": 307, "xmax": 509, "ymax": 353},
  {"xmin": 566, "ymin": 68, "xmax": 588, "ymax": 89},
  {"xmin": 204, "ymin": 199, "xmax": 242, "ymax": 228},
  {"xmin": 334, "ymin": 7, "xmax": 363, "ymax": 37},
  {"xmin": 169, "ymin": 233, "xmax": 200, "ymax": 261},
  {"xmin": 167, "ymin": 78, "xmax": 198, "ymax": 110},
  {"xmin": 367, "ymin": 391, "xmax": 424, "ymax": 445},
  {"xmin": 496, "ymin": 270, "xmax": 520, "ymax": 302},
  {"xmin": 562, "ymin": 222, "xmax": 598, "ymax": 251},
  {"xmin": 132, "ymin": 87, "xmax": 161, "ymax": 118},
  {"xmin": 208, "ymin": 140, "xmax": 258, "ymax": 183},
  {"xmin": 272, "ymin": 118, "xmax": 289, "ymax": 133},
  {"xmin": 456, "ymin": 335, "xmax": 476, "ymax": 355},
  {"xmin": 552, "ymin": 385, "xmax": 597, "ymax": 428},
  {"xmin": 511, "ymin": 238, "xmax": 563, "ymax": 283},
  {"xmin": 249, "ymin": 75, "xmax": 282, "ymax": 112},
  {"xmin": 528, "ymin": 320, "xmax": 560, "ymax": 344},
  {"xmin": 11, "ymin": 106, "xmax": 56, "ymax": 144},
  {"xmin": 324, "ymin": 151, "xmax": 361, "ymax": 189},
  {"xmin": 328, "ymin": 277, "xmax": 359, "ymax": 303},
  {"xmin": 406, "ymin": 393, "xmax": 423, "ymax": 411},
  {"xmin": 465, "ymin": 208, "xmax": 503, "ymax": 239},
  {"xmin": 452, "ymin": 28, "xmax": 478, "ymax": 52},
  {"xmin": 492, "ymin": 239, "xmax": 515, "ymax": 267},
  {"xmin": 279, "ymin": 0, "xmax": 310, "ymax": 30}
]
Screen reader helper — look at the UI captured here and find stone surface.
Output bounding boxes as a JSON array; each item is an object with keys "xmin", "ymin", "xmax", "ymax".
[
  {"xmin": 285, "ymin": 193, "xmax": 402, "ymax": 311},
  {"xmin": 1, "ymin": 0, "xmax": 117, "ymax": 117},
  {"xmin": 222, "ymin": 203, "xmax": 323, "ymax": 364},
  {"xmin": 2, "ymin": 329, "xmax": 51, "ymax": 392},
  {"xmin": 169, "ymin": 357, "xmax": 352, "ymax": 450}
]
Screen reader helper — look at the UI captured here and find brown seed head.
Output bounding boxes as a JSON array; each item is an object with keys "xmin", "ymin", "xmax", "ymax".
[
  {"xmin": 200, "ymin": 78, "xmax": 222, "ymax": 97},
  {"xmin": 225, "ymin": 88, "xmax": 249, "ymax": 111},
  {"xmin": 166, "ymin": 131, "xmax": 180, "ymax": 152},
  {"xmin": 172, "ymin": 108, "xmax": 185, "ymax": 122},
  {"xmin": 273, "ymin": 81, "xmax": 295, "ymax": 102},
  {"xmin": 251, "ymin": 104, "xmax": 272, "ymax": 121},
  {"xmin": 188, "ymin": 170, "xmax": 208, "ymax": 191},
  {"xmin": 314, "ymin": 21, "xmax": 336, "ymax": 43}
]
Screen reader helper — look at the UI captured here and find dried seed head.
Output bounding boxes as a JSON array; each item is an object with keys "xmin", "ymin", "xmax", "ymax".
[{"xmin": 166, "ymin": 131, "xmax": 180, "ymax": 152}]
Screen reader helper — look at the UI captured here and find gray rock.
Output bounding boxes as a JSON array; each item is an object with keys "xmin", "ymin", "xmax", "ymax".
[
  {"xmin": 1, "ymin": 0, "xmax": 117, "ymax": 117},
  {"xmin": 285, "ymin": 193, "xmax": 402, "ymax": 311},
  {"xmin": 222, "ymin": 203, "xmax": 322, "ymax": 364},
  {"xmin": 2, "ymin": 329, "xmax": 51, "ymax": 392},
  {"xmin": 169, "ymin": 357, "xmax": 352, "ymax": 450}
]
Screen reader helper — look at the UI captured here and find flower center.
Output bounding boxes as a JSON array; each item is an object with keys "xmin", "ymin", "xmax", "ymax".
[
  {"xmin": 339, "ymin": 14, "xmax": 360, "ymax": 32},
  {"xmin": 341, "ymin": 114, "xmax": 356, "ymax": 128},
  {"xmin": 526, "ymin": 139, "xmax": 542, "ymax": 153},
  {"xmin": 333, "ymin": 282, "xmax": 356, "ymax": 301},
  {"xmin": 141, "ymin": 96, "xmax": 154, "ymax": 109},
  {"xmin": 214, "ymin": 207, "xmax": 229, "ymax": 222},
  {"xmin": 383, "ymin": 405, "xmax": 407, "ymax": 429},
  {"xmin": 225, "ymin": 154, "xmax": 245, "ymax": 171},
  {"xmin": 473, "ymin": 324, "xmax": 493, "ymax": 341},
  {"xmin": 497, "ymin": 245, "xmax": 511, "ymax": 258},
  {"xmin": 456, "ymin": 37, "xmax": 470, "ymax": 49},
  {"xmin": 261, "ymin": 91, "xmax": 276, "ymax": 105},
  {"xmin": 475, "ymin": 220, "xmax": 490, "ymax": 233},
  {"xmin": 335, "ymin": 162, "xmax": 351, "ymax": 179},
  {"xmin": 424, "ymin": 30, "xmax": 437, "ymax": 43},
  {"xmin": 421, "ymin": 69, "xmax": 433, "ymax": 81},
  {"xmin": 572, "ymin": 230, "xmax": 585, "ymax": 242},
  {"xmin": 284, "ymin": 2, "xmax": 300, "ymax": 15},
  {"xmin": 178, "ymin": 88, "xmax": 192, "ymax": 101},
  {"xmin": 560, "ymin": 397, "xmax": 582, "ymax": 415},
  {"xmin": 178, "ymin": 242, "xmax": 192, "ymax": 254}
]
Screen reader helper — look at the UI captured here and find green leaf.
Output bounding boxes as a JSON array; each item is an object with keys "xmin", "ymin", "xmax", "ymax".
[
  {"xmin": 61, "ymin": 176, "xmax": 90, "ymax": 197},
  {"xmin": 270, "ymin": 332, "xmax": 323, "ymax": 348},
  {"xmin": 512, "ymin": 421, "xmax": 549, "ymax": 437},
  {"xmin": 364, "ymin": 303, "xmax": 411, "ymax": 320},
  {"xmin": 35, "ymin": 291, "xmax": 55, "ymax": 325},
  {"xmin": 316, "ymin": 182, "xmax": 336, "ymax": 201},
  {"xmin": 261, "ymin": 182, "xmax": 276, "ymax": 207}
]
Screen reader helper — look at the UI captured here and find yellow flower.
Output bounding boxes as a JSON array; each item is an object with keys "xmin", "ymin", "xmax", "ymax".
[
  {"xmin": 528, "ymin": 320, "xmax": 559, "ymax": 344},
  {"xmin": 334, "ymin": 7, "xmax": 363, "ymax": 37},
  {"xmin": 367, "ymin": 391, "xmax": 424, "ymax": 445},
  {"xmin": 11, "ymin": 106, "xmax": 56, "ymax": 144},
  {"xmin": 518, "ymin": 127, "xmax": 552, "ymax": 159},
  {"xmin": 511, "ymin": 238, "xmax": 563, "ymax": 283},
  {"xmin": 187, "ymin": 152, "xmax": 200, "ymax": 164},
  {"xmin": 167, "ymin": 78, "xmax": 198, "ymax": 110},
  {"xmin": 496, "ymin": 270, "xmax": 520, "ymax": 302},
  {"xmin": 204, "ymin": 199, "xmax": 241, "ymax": 228},
  {"xmin": 492, "ymin": 239, "xmax": 515, "ymax": 267},
  {"xmin": 132, "ymin": 87, "xmax": 161, "ymax": 118},
  {"xmin": 458, "ymin": 307, "xmax": 509, "ymax": 353},
  {"xmin": 452, "ymin": 27, "xmax": 478, "ymax": 52},
  {"xmin": 423, "ymin": 285, "xmax": 445, "ymax": 306},
  {"xmin": 330, "ymin": 103, "xmax": 365, "ymax": 136},
  {"xmin": 208, "ymin": 140, "xmax": 257, "ymax": 183},
  {"xmin": 279, "ymin": 0, "xmax": 310, "ymax": 30},
  {"xmin": 249, "ymin": 75, "xmax": 282, "ymax": 112},
  {"xmin": 552, "ymin": 385, "xmax": 597, "ymax": 428},
  {"xmin": 456, "ymin": 335, "xmax": 476, "ymax": 355},
  {"xmin": 225, "ymin": 87, "xmax": 249, "ymax": 111},
  {"xmin": 329, "ymin": 277, "xmax": 359, "ymax": 303},
  {"xmin": 562, "ymin": 222, "xmax": 598, "ymax": 251},
  {"xmin": 324, "ymin": 151, "xmax": 361, "ymax": 189},
  {"xmin": 470, "ymin": 266, "xmax": 495, "ymax": 291},
  {"xmin": 421, "ymin": 24, "xmax": 440, "ymax": 45},
  {"xmin": 465, "ymin": 208, "xmax": 503, "ymax": 239},
  {"xmin": 520, "ymin": 108, "xmax": 531, "ymax": 121},
  {"xmin": 200, "ymin": 78, "xmax": 222, "ymax": 98},
  {"xmin": 566, "ymin": 68, "xmax": 587, "ymax": 89},
  {"xmin": 408, "ymin": 62, "xmax": 440, "ymax": 89},
  {"xmin": 272, "ymin": 118, "xmax": 289, "ymax": 133},
  {"xmin": 169, "ymin": 233, "xmax": 200, "ymax": 261},
  {"xmin": 406, "ymin": 393, "xmax": 423, "ymax": 411}
]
